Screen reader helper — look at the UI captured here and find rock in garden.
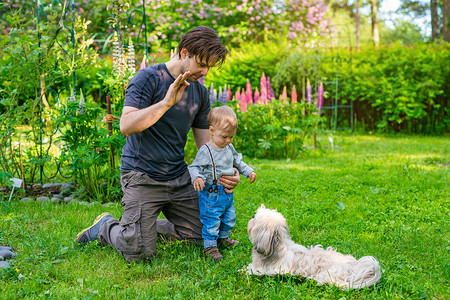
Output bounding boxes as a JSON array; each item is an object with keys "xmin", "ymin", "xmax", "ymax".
[
  {"xmin": 32, "ymin": 184, "xmax": 43, "ymax": 190},
  {"xmin": 103, "ymin": 202, "xmax": 116, "ymax": 207},
  {"xmin": 0, "ymin": 246, "xmax": 12, "ymax": 251},
  {"xmin": 52, "ymin": 194, "xmax": 63, "ymax": 199},
  {"xmin": 20, "ymin": 197, "xmax": 34, "ymax": 202},
  {"xmin": 0, "ymin": 249, "xmax": 17, "ymax": 260},
  {"xmin": 61, "ymin": 183, "xmax": 75, "ymax": 191},
  {"xmin": 51, "ymin": 198, "xmax": 62, "ymax": 203},
  {"xmin": 43, "ymin": 183, "xmax": 54, "ymax": 189},
  {"xmin": 0, "ymin": 261, "xmax": 10, "ymax": 268},
  {"xmin": 36, "ymin": 196, "xmax": 50, "ymax": 202},
  {"xmin": 63, "ymin": 196, "xmax": 73, "ymax": 204}
]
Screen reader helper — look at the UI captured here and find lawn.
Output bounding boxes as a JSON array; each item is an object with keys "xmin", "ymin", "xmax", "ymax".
[{"xmin": 1, "ymin": 134, "xmax": 449, "ymax": 299}]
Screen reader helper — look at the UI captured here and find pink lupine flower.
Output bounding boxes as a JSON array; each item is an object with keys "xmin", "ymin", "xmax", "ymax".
[
  {"xmin": 240, "ymin": 101, "xmax": 247, "ymax": 112},
  {"xmin": 291, "ymin": 85, "xmax": 297, "ymax": 103},
  {"xmin": 317, "ymin": 82, "xmax": 324, "ymax": 113},
  {"xmin": 199, "ymin": 76, "xmax": 204, "ymax": 85},
  {"xmin": 267, "ymin": 76, "xmax": 274, "ymax": 103},
  {"xmin": 246, "ymin": 79, "xmax": 253, "ymax": 105},
  {"xmin": 235, "ymin": 89, "xmax": 247, "ymax": 113},
  {"xmin": 227, "ymin": 86, "xmax": 232, "ymax": 101},
  {"xmin": 234, "ymin": 88, "xmax": 241, "ymax": 103},
  {"xmin": 138, "ymin": 56, "xmax": 148, "ymax": 72},
  {"xmin": 260, "ymin": 73, "xmax": 267, "ymax": 105},
  {"xmin": 280, "ymin": 86, "xmax": 288, "ymax": 104},
  {"xmin": 254, "ymin": 87, "xmax": 260, "ymax": 104},
  {"xmin": 306, "ymin": 78, "xmax": 312, "ymax": 104}
]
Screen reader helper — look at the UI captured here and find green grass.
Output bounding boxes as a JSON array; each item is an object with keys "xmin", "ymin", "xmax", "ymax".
[{"xmin": 1, "ymin": 134, "xmax": 449, "ymax": 299}]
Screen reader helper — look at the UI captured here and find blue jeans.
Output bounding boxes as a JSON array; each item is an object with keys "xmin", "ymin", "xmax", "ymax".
[{"xmin": 199, "ymin": 185, "xmax": 236, "ymax": 248}]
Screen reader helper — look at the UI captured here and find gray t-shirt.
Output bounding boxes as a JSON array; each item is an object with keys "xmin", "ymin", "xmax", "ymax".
[
  {"xmin": 120, "ymin": 63, "xmax": 210, "ymax": 180},
  {"xmin": 188, "ymin": 143, "xmax": 254, "ymax": 185}
]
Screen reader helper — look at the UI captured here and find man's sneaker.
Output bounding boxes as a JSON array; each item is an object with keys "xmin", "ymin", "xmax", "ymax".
[
  {"xmin": 203, "ymin": 246, "xmax": 223, "ymax": 261},
  {"xmin": 218, "ymin": 237, "xmax": 240, "ymax": 248},
  {"xmin": 74, "ymin": 212, "xmax": 113, "ymax": 246}
]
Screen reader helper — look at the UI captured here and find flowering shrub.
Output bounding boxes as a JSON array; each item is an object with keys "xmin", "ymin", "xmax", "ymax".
[
  {"xmin": 1, "ymin": 0, "xmax": 334, "ymax": 52},
  {"xmin": 233, "ymin": 101, "xmax": 323, "ymax": 159},
  {"xmin": 203, "ymin": 70, "xmax": 326, "ymax": 159}
]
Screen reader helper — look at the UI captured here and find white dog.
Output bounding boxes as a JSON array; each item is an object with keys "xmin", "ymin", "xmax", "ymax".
[{"xmin": 246, "ymin": 205, "xmax": 382, "ymax": 290}]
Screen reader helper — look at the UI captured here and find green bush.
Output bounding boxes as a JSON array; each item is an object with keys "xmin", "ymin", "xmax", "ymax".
[
  {"xmin": 56, "ymin": 100, "xmax": 124, "ymax": 202},
  {"xmin": 349, "ymin": 43, "xmax": 449, "ymax": 134},
  {"xmin": 230, "ymin": 42, "xmax": 450, "ymax": 134},
  {"xmin": 205, "ymin": 40, "xmax": 291, "ymax": 93}
]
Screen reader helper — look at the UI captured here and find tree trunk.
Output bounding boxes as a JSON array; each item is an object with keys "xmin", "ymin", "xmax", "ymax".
[
  {"xmin": 355, "ymin": 0, "xmax": 360, "ymax": 50},
  {"xmin": 443, "ymin": 0, "xmax": 450, "ymax": 42},
  {"xmin": 431, "ymin": 0, "xmax": 440, "ymax": 41},
  {"xmin": 370, "ymin": 0, "xmax": 380, "ymax": 46}
]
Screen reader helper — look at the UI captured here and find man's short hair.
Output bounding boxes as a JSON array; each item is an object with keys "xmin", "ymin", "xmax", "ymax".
[
  {"xmin": 208, "ymin": 106, "xmax": 237, "ymax": 132},
  {"xmin": 177, "ymin": 26, "xmax": 228, "ymax": 68}
]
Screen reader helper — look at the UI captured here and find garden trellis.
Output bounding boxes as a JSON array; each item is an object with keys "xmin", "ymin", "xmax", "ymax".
[
  {"xmin": 320, "ymin": 24, "xmax": 354, "ymax": 131},
  {"xmin": 33, "ymin": 0, "xmax": 151, "ymax": 184}
]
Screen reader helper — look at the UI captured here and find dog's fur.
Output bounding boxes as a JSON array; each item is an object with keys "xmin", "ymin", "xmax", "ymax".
[{"xmin": 246, "ymin": 205, "xmax": 382, "ymax": 290}]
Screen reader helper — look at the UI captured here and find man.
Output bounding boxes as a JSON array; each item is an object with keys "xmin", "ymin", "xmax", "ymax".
[{"xmin": 74, "ymin": 26, "xmax": 240, "ymax": 262}]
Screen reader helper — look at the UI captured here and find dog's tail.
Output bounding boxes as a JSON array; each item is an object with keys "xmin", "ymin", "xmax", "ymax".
[{"xmin": 345, "ymin": 256, "xmax": 382, "ymax": 289}]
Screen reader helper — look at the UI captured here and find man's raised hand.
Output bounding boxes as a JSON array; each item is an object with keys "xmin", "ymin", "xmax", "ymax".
[{"xmin": 164, "ymin": 71, "xmax": 191, "ymax": 107}]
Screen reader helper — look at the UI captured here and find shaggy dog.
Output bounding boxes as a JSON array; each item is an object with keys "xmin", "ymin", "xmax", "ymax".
[{"xmin": 246, "ymin": 205, "xmax": 382, "ymax": 290}]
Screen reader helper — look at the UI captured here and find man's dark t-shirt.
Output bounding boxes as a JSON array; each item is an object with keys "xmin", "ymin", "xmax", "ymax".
[{"xmin": 120, "ymin": 63, "xmax": 210, "ymax": 180}]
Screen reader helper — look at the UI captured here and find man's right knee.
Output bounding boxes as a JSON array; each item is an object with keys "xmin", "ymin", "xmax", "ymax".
[{"xmin": 115, "ymin": 202, "xmax": 157, "ymax": 262}]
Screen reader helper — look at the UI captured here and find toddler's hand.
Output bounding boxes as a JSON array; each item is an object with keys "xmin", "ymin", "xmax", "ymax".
[
  {"xmin": 193, "ymin": 178, "xmax": 205, "ymax": 191},
  {"xmin": 249, "ymin": 172, "xmax": 256, "ymax": 184}
]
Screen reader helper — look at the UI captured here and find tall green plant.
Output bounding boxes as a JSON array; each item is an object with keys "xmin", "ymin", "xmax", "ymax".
[
  {"xmin": 56, "ymin": 100, "xmax": 124, "ymax": 201},
  {"xmin": 0, "ymin": 6, "xmax": 97, "ymax": 183}
]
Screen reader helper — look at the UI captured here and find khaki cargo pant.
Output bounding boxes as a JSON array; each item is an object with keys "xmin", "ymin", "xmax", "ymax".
[{"xmin": 98, "ymin": 170, "xmax": 203, "ymax": 262}]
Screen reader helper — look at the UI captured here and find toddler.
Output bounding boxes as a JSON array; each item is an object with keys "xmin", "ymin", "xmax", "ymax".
[{"xmin": 188, "ymin": 106, "xmax": 256, "ymax": 261}]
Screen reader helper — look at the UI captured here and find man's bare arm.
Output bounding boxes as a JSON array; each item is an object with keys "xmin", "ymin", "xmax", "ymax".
[
  {"xmin": 120, "ymin": 71, "xmax": 191, "ymax": 137},
  {"xmin": 192, "ymin": 128, "xmax": 210, "ymax": 149}
]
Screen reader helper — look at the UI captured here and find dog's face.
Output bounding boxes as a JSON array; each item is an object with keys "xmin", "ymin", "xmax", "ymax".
[{"xmin": 247, "ymin": 204, "xmax": 291, "ymax": 257}]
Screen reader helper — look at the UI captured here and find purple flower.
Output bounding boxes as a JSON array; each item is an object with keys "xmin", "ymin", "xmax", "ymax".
[
  {"xmin": 138, "ymin": 57, "xmax": 148, "ymax": 72},
  {"xmin": 219, "ymin": 86, "xmax": 228, "ymax": 104},
  {"xmin": 306, "ymin": 78, "xmax": 312, "ymax": 104},
  {"xmin": 317, "ymin": 82, "xmax": 324, "ymax": 113},
  {"xmin": 209, "ymin": 82, "xmax": 216, "ymax": 104}
]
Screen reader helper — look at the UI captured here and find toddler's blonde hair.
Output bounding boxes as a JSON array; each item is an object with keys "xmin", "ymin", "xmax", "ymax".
[{"xmin": 208, "ymin": 106, "xmax": 237, "ymax": 132}]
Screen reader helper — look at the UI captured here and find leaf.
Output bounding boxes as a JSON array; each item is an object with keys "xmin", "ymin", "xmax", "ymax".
[
  {"xmin": 336, "ymin": 202, "xmax": 345, "ymax": 211},
  {"xmin": 258, "ymin": 139, "xmax": 272, "ymax": 150}
]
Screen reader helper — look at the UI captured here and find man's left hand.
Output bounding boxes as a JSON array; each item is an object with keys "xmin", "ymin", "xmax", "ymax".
[{"xmin": 219, "ymin": 168, "xmax": 240, "ymax": 194}]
